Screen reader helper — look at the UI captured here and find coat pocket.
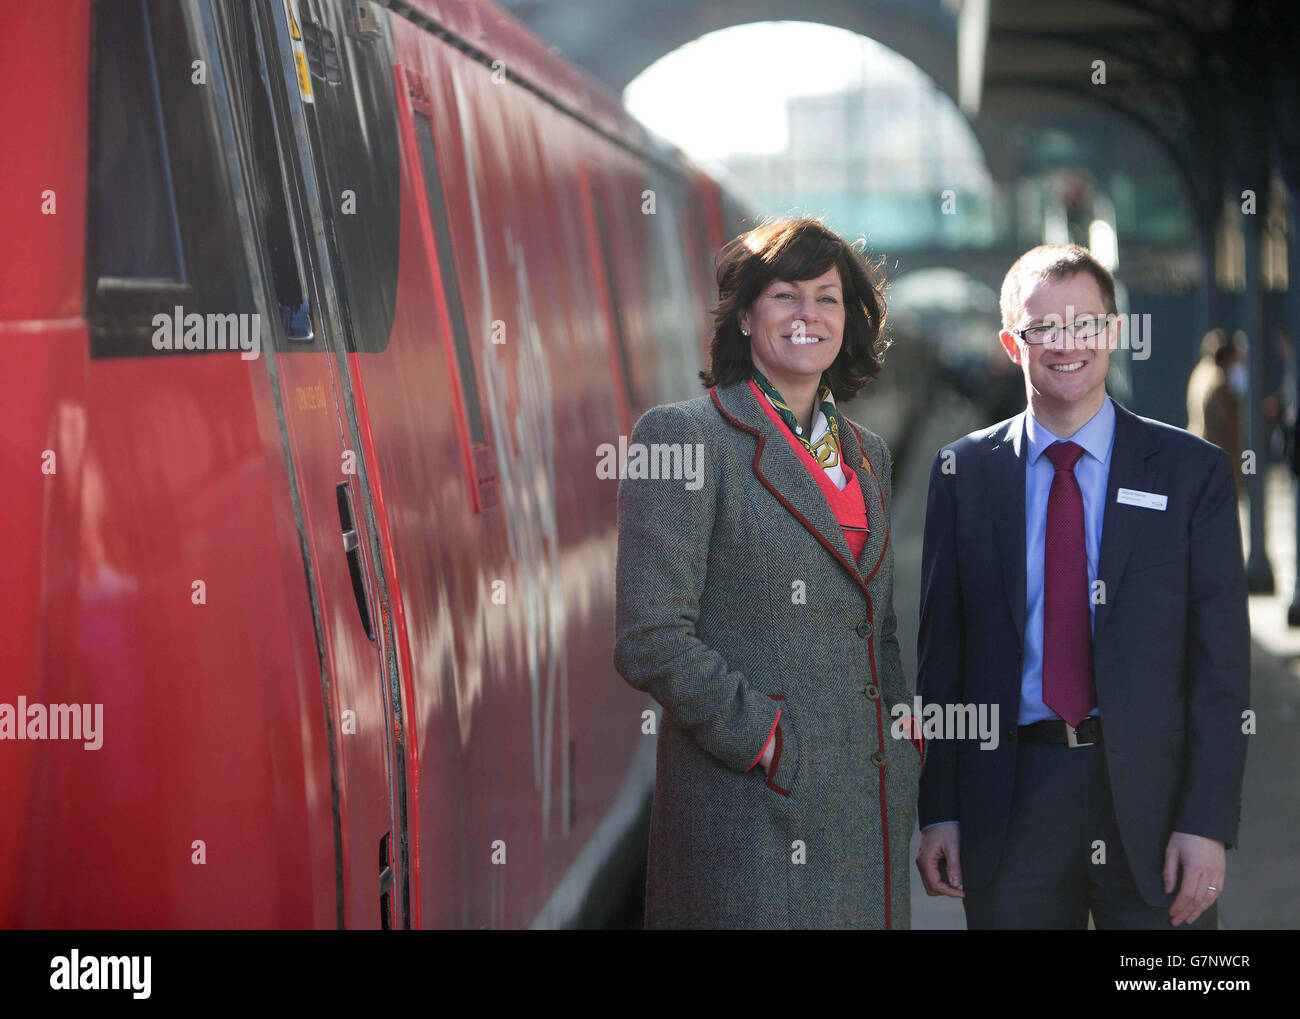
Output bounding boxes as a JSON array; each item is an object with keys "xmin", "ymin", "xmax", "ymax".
[{"xmin": 763, "ymin": 693, "xmax": 800, "ymax": 797}]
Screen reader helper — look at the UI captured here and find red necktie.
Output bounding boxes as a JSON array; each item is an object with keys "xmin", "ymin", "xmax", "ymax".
[{"xmin": 1042, "ymin": 441, "xmax": 1097, "ymax": 726}]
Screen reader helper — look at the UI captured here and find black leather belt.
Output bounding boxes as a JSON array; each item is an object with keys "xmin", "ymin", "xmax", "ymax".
[{"xmin": 1018, "ymin": 716, "xmax": 1103, "ymax": 747}]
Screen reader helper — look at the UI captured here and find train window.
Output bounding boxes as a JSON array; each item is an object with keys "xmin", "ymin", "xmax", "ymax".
[
  {"xmin": 588, "ymin": 187, "xmax": 640, "ymax": 412},
  {"xmin": 410, "ymin": 112, "xmax": 487, "ymax": 446},
  {"xmin": 644, "ymin": 173, "xmax": 702, "ymax": 401},
  {"xmin": 87, "ymin": 0, "xmax": 252, "ymax": 356},
  {"xmin": 294, "ymin": 1, "xmax": 400, "ymax": 354},
  {"xmin": 92, "ymin": 0, "xmax": 185, "ymax": 283},
  {"xmin": 230, "ymin": 1, "xmax": 315, "ymax": 344},
  {"xmin": 690, "ymin": 190, "xmax": 719, "ymax": 297},
  {"xmin": 394, "ymin": 66, "xmax": 498, "ymax": 511}
]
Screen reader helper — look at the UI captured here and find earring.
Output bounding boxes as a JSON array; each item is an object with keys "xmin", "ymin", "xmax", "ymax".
[{"xmin": 741, "ymin": 328, "xmax": 749, "ymax": 336}]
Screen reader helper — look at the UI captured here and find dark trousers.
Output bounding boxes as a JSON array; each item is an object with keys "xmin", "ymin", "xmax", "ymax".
[{"xmin": 962, "ymin": 740, "xmax": 1218, "ymax": 930}]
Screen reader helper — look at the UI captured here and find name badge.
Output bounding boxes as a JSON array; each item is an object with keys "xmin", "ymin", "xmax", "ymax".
[{"xmin": 1117, "ymin": 488, "xmax": 1167, "ymax": 511}]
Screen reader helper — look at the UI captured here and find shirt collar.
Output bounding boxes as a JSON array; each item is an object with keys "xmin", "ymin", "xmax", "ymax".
[{"xmin": 1024, "ymin": 395, "xmax": 1116, "ymax": 466}]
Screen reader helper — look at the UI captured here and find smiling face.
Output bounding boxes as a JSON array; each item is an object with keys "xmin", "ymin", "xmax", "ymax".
[
  {"xmin": 738, "ymin": 264, "xmax": 845, "ymax": 394},
  {"xmin": 999, "ymin": 271, "xmax": 1118, "ymax": 420}
]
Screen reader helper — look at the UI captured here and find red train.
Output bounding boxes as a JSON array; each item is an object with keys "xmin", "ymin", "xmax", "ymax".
[{"xmin": 0, "ymin": 0, "xmax": 747, "ymax": 927}]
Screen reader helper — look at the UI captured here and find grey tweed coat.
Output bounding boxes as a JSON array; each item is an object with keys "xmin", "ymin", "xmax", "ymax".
[{"xmin": 614, "ymin": 380, "xmax": 922, "ymax": 929}]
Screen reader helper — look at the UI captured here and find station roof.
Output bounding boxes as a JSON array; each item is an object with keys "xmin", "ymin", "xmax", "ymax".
[
  {"xmin": 495, "ymin": 0, "xmax": 960, "ymax": 101},
  {"xmin": 960, "ymin": 0, "xmax": 1300, "ymax": 219}
]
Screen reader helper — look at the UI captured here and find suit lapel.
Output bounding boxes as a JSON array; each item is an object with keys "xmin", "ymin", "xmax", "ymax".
[
  {"xmin": 711, "ymin": 382, "xmax": 864, "ymax": 594},
  {"xmin": 986, "ymin": 414, "xmax": 1028, "ymax": 645},
  {"xmin": 1094, "ymin": 398, "xmax": 1157, "ymax": 638}
]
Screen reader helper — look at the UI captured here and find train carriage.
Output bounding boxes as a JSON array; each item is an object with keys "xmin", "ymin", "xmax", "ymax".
[{"xmin": 0, "ymin": 0, "xmax": 744, "ymax": 928}]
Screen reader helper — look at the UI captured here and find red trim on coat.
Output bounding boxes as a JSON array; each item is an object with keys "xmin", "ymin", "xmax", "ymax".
[
  {"xmin": 845, "ymin": 421, "xmax": 891, "ymax": 586},
  {"xmin": 745, "ymin": 708, "xmax": 782, "ymax": 773},
  {"xmin": 764, "ymin": 693, "xmax": 789, "ymax": 795},
  {"xmin": 764, "ymin": 721, "xmax": 789, "ymax": 796},
  {"xmin": 845, "ymin": 418, "xmax": 920, "ymax": 772},
  {"xmin": 871, "ymin": 670, "xmax": 892, "ymax": 929}
]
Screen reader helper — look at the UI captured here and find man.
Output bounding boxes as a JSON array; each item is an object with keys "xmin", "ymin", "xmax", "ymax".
[{"xmin": 914, "ymin": 244, "xmax": 1250, "ymax": 929}]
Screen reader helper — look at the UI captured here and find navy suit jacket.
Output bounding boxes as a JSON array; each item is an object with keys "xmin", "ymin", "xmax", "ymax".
[{"xmin": 916, "ymin": 396, "xmax": 1250, "ymax": 906}]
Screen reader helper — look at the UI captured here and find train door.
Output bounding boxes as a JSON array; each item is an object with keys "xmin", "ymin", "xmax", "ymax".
[{"xmin": 207, "ymin": 0, "xmax": 409, "ymax": 927}]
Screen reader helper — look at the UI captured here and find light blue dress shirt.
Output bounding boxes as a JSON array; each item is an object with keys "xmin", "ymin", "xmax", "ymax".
[{"xmin": 1018, "ymin": 396, "xmax": 1115, "ymax": 724}]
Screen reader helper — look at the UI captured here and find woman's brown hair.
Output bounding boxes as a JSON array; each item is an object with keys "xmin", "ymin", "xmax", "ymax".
[{"xmin": 698, "ymin": 217, "xmax": 889, "ymax": 400}]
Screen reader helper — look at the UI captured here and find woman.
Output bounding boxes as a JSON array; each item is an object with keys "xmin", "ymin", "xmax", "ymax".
[{"xmin": 614, "ymin": 217, "xmax": 920, "ymax": 929}]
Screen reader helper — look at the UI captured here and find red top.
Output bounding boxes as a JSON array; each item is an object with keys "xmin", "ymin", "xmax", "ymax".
[{"xmin": 749, "ymin": 380, "xmax": 869, "ymax": 565}]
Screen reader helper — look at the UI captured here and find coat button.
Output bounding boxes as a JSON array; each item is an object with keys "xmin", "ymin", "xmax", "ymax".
[
  {"xmin": 870, "ymin": 750, "xmax": 885, "ymax": 767},
  {"xmin": 864, "ymin": 683, "xmax": 880, "ymax": 700},
  {"xmin": 856, "ymin": 621, "xmax": 873, "ymax": 638}
]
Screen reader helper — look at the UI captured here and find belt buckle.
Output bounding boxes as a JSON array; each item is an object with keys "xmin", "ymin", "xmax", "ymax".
[{"xmin": 1065, "ymin": 722, "xmax": 1094, "ymax": 748}]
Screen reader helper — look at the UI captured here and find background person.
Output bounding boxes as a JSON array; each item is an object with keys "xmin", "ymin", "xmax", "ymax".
[{"xmin": 1186, "ymin": 327, "xmax": 1245, "ymax": 494}]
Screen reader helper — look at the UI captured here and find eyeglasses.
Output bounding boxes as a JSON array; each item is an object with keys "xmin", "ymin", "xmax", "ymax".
[{"xmin": 1014, "ymin": 314, "xmax": 1112, "ymax": 347}]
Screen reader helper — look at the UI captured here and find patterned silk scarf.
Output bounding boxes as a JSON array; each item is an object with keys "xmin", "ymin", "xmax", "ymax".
[{"xmin": 751, "ymin": 366, "xmax": 842, "ymax": 470}]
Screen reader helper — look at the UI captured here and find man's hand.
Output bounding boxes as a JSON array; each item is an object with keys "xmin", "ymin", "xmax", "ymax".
[
  {"xmin": 1164, "ymin": 831, "xmax": 1225, "ymax": 927},
  {"xmin": 916, "ymin": 822, "xmax": 965, "ymax": 898}
]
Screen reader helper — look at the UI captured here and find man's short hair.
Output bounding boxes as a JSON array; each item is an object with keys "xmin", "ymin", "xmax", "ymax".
[{"xmin": 1000, "ymin": 243, "xmax": 1117, "ymax": 330}]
